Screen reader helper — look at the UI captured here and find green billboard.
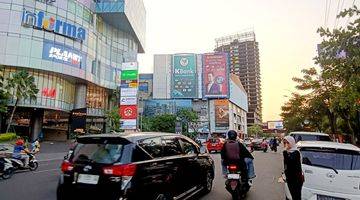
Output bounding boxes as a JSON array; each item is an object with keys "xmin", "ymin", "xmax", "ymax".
[
  {"xmin": 121, "ymin": 70, "xmax": 138, "ymax": 80},
  {"xmin": 171, "ymin": 54, "xmax": 197, "ymax": 98}
]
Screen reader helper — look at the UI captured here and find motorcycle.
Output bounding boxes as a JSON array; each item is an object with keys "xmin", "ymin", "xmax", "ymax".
[
  {"xmin": 10, "ymin": 152, "xmax": 39, "ymax": 172},
  {"xmin": 225, "ymin": 164, "xmax": 250, "ymax": 200},
  {"xmin": 270, "ymin": 144, "xmax": 278, "ymax": 152},
  {"xmin": 0, "ymin": 157, "xmax": 14, "ymax": 179},
  {"xmin": 261, "ymin": 142, "xmax": 268, "ymax": 152}
]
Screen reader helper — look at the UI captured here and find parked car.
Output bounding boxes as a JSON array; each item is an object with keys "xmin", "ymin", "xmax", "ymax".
[
  {"xmin": 57, "ymin": 132, "xmax": 215, "ymax": 200},
  {"xmin": 206, "ymin": 137, "xmax": 225, "ymax": 153},
  {"xmin": 289, "ymin": 131, "xmax": 332, "ymax": 143},
  {"xmin": 251, "ymin": 138, "xmax": 264, "ymax": 150},
  {"xmin": 284, "ymin": 141, "xmax": 360, "ymax": 200}
]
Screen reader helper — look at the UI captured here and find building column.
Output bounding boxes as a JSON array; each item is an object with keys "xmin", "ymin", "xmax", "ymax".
[
  {"xmin": 74, "ymin": 84, "xmax": 87, "ymax": 109},
  {"xmin": 30, "ymin": 109, "xmax": 44, "ymax": 142}
]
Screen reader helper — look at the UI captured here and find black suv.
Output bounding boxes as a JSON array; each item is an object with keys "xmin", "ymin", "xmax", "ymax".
[{"xmin": 57, "ymin": 132, "xmax": 215, "ymax": 200}]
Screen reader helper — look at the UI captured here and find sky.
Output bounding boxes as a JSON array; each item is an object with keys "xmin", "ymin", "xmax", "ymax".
[{"xmin": 137, "ymin": 0, "xmax": 359, "ymax": 122}]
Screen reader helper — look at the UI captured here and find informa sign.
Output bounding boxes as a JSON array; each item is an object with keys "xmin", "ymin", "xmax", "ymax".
[
  {"xmin": 120, "ymin": 119, "xmax": 137, "ymax": 129},
  {"xmin": 267, "ymin": 121, "xmax": 284, "ymax": 130},
  {"xmin": 119, "ymin": 105, "xmax": 138, "ymax": 119},
  {"xmin": 203, "ymin": 53, "xmax": 229, "ymax": 98},
  {"xmin": 121, "ymin": 70, "xmax": 138, "ymax": 80},
  {"xmin": 214, "ymin": 99, "xmax": 229, "ymax": 131},
  {"xmin": 120, "ymin": 97, "xmax": 137, "ymax": 105},
  {"xmin": 42, "ymin": 39, "xmax": 86, "ymax": 69},
  {"xmin": 171, "ymin": 54, "xmax": 197, "ymax": 98}
]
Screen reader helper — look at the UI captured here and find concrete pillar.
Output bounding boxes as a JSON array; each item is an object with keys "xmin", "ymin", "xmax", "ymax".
[
  {"xmin": 30, "ymin": 109, "xmax": 44, "ymax": 142},
  {"xmin": 74, "ymin": 84, "xmax": 87, "ymax": 109}
]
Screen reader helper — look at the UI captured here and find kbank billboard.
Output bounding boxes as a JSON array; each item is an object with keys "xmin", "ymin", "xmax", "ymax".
[{"xmin": 171, "ymin": 54, "xmax": 197, "ymax": 98}]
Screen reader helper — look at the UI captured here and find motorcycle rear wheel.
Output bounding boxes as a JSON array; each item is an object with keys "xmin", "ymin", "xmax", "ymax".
[
  {"xmin": 29, "ymin": 162, "xmax": 38, "ymax": 171},
  {"xmin": 2, "ymin": 169, "xmax": 14, "ymax": 179}
]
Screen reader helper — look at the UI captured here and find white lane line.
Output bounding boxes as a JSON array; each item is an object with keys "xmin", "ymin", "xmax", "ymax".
[{"xmin": 32, "ymin": 168, "xmax": 59, "ymax": 174}]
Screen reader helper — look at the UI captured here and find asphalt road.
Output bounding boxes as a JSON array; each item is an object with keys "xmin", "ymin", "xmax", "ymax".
[{"xmin": 0, "ymin": 148, "xmax": 284, "ymax": 200}]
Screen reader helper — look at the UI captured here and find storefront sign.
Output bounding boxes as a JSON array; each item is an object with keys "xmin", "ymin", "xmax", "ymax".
[
  {"xmin": 22, "ymin": 9, "xmax": 86, "ymax": 41},
  {"xmin": 119, "ymin": 105, "xmax": 138, "ymax": 119},
  {"xmin": 120, "ymin": 119, "xmax": 137, "ymax": 129},
  {"xmin": 203, "ymin": 53, "xmax": 229, "ymax": 98},
  {"xmin": 120, "ymin": 97, "xmax": 137, "ymax": 105},
  {"xmin": 121, "ymin": 62, "xmax": 138, "ymax": 70},
  {"xmin": 70, "ymin": 108, "xmax": 87, "ymax": 135},
  {"xmin": 214, "ymin": 99, "xmax": 229, "ymax": 131},
  {"xmin": 172, "ymin": 54, "xmax": 197, "ymax": 98},
  {"xmin": 121, "ymin": 88, "xmax": 138, "ymax": 97},
  {"xmin": 121, "ymin": 70, "xmax": 138, "ymax": 80},
  {"xmin": 42, "ymin": 39, "xmax": 86, "ymax": 68},
  {"xmin": 42, "ymin": 88, "xmax": 56, "ymax": 98},
  {"xmin": 120, "ymin": 80, "xmax": 138, "ymax": 88}
]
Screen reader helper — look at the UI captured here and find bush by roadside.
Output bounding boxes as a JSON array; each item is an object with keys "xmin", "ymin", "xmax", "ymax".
[{"xmin": 0, "ymin": 133, "xmax": 18, "ymax": 142}]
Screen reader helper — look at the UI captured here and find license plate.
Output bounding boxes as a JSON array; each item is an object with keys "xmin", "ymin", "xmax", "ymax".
[
  {"xmin": 227, "ymin": 174, "xmax": 240, "ymax": 179},
  {"xmin": 77, "ymin": 174, "xmax": 99, "ymax": 185},
  {"xmin": 317, "ymin": 195, "xmax": 345, "ymax": 200}
]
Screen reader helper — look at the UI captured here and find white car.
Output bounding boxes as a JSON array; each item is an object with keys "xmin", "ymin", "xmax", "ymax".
[
  {"xmin": 289, "ymin": 132, "xmax": 332, "ymax": 143},
  {"xmin": 285, "ymin": 141, "xmax": 360, "ymax": 200}
]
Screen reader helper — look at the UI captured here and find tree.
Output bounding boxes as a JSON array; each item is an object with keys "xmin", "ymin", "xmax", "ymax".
[
  {"xmin": 0, "ymin": 68, "xmax": 9, "ymax": 114},
  {"xmin": 151, "ymin": 114, "xmax": 176, "ymax": 133},
  {"xmin": 247, "ymin": 125, "xmax": 263, "ymax": 138},
  {"xmin": 176, "ymin": 109, "xmax": 199, "ymax": 135},
  {"xmin": 105, "ymin": 106, "xmax": 121, "ymax": 132},
  {"xmin": 6, "ymin": 70, "xmax": 38, "ymax": 133}
]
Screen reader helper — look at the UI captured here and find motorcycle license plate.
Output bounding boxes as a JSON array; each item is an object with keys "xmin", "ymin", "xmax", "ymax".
[
  {"xmin": 227, "ymin": 174, "xmax": 240, "ymax": 179},
  {"xmin": 77, "ymin": 174, "xmax": 99, "ymax": 185},
  {"xmin": 230, "ymin": 180, "xmax": 238, "ymax": 190}
]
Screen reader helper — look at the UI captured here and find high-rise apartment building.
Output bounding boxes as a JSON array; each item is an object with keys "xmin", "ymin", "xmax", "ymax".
[{"xmin": 215, "ymin": 31, "xmax": 262, "ymax": 126}]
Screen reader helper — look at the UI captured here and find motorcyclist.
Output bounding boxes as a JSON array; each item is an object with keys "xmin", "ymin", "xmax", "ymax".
[
  {"xmin": 12, "ymin": 138, "xmax": 30, "ymax": 167},
  {"xmin": 221, "ymin": 130, "xmax": 254, "ymax": 186}
]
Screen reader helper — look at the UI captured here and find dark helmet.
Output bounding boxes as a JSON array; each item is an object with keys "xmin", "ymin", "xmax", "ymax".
[{"xmin": 227, "ymin": 130, "xmax": 237, "ymax": 140}]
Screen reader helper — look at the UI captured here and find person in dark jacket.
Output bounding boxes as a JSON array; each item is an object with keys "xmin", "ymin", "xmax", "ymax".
[
  {"xmin": 283, "ymin": 136, "xmax": 303, "ymax": 200},
  {"xmin": 221, "ymin": 130, "xmax": 254, "ymax": 183}
]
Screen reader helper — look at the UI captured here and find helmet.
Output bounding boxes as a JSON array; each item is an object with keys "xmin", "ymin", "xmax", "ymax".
[
  {"xmin": 15, "ymin": 139, "xmax": 24, "ymax": 146},
  {"xmin": 227, "ymin": 130, "xmax": 237, "ymax": 140}
]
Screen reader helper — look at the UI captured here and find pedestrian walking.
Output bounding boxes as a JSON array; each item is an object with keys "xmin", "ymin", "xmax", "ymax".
[{"xmin": 283, "ymin": 136, "xmax": 304, "ymax": 200}]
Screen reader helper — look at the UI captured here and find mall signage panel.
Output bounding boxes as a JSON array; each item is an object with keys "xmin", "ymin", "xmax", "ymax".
[
  {"xmin": 22, "ymin": 9, "xmax": 86, "ymax": 41},
  {"xmin": 214, "ymin": 99, "xmax": 229, "ymax": 131},
  {"xmin": 171, "ymin": 54, "xmax": 197, "ymax": 98},
  {"xmin": 42, "ymin": 39, "xmax": 86, "ymax": 69},
  {"xmin": 203, "ymin": 53, "xmax": 229, "ymax": 98},
  {"xmin": 119, "ymin": 62, "xmax": 139, "ymax": 130}
]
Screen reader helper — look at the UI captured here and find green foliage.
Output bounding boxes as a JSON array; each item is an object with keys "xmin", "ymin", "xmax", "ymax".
[
  {"xmin": 106, "ymin": 106, "xmax": 121, "ymax": 132},
  {"xmin": 248, "ymin": 125, "xmax": 263, "ymax": 137},
  {"xmin": 151, "ymin": 114, "xmax": 176, "ymax": 133},
  {"xmin": 176, "ymin": 109, "xmax": 199, "ymax": 134},
  {"xmin": 0, "ymin": 68, "xmax": 10, "ymax": 113},
  {"xmin": 0, "ymin": 133, "xmax": 17, "ymax": 142}
]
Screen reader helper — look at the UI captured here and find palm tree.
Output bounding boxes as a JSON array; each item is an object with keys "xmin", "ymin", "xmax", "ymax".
[{"xmin": 6, "ymin": 70, "xmax": 38, "ymax": 133}]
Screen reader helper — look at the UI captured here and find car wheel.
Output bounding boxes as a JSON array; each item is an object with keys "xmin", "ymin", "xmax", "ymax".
[{"xmin": 202, "ymin": 171, "xmax": 213, "ymax": 194}]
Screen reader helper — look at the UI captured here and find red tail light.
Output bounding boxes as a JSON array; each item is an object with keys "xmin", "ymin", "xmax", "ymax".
[
  {"xmin": 228, "ymin": 165, "xmax": 237, "ymax": 171},
  {"xmin": 103, "ymin": 164, "xmax": 137, "ymax": 176},
  {"xmin": 61, "ymin": 161, "xmax": 74, "ymax": 172}
]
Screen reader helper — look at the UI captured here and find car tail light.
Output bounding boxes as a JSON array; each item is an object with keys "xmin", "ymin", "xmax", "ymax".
[
  {"xmin": 61, "ymin": 161, "xmax": 74, "ymax": 172},
  {"xmin": 103, "ymin": 164, "xmax": 137, "ymax": 176},
  {"xmin": 228, "ymin": 165, "xmax": 237, "ymax": 171}
]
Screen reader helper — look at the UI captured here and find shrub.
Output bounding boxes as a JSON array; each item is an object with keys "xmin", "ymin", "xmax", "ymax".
[{"xmin": 0, "ymin": 133, "xmax": 18, "ymax": 142}]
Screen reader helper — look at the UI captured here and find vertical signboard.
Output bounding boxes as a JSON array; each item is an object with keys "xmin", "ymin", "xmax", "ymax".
[
  {"xmin": 171, "ymin": 54, "xmax": 197, "ymax": 98},
  {"xmin": 203, "ymin": 53, "xmax": 229, "ymax": 98},
  {"xmin": 214, "ymin": 99, "xmax": 229, "ymax": 131},
  {"xmin": 70, "ymin": 108, "xmax": 87, "ymax": 135},
  {"xmin": 120, "ymin": 62, "xmax": 139, "ymax": 130}
]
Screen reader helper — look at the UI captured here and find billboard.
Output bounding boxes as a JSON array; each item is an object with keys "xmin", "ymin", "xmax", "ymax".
[
  {"xmin": 214, "ymin": 99, "xmax": 229, "ymax": 131},
  {"xmin": 120, "ymin": 97, "xmax": 137, "ymax": 105},
  {"xmin": 121, "ymin": 70, "xmax": 138, "ymax": 80},
  {"xmin": 139, "ymin": 81, "xmax": 149, "ymax": 92},
  {"xmin": 203, "ymin": 53, "xmax": 229, "ymax": 98},
  {"xmin": 267, "ymin": 121, "xmax": 284, "ymax": 130},
  {"xmin": 143, "ymin": 99, "xmax": 192, "ymax": 116},
  {"xmin": 119, "ymin": 105, "xmax": 138, "ymax": 119},
  {"xmin": 171, "ymin": 54, "xmax": 197, "ymax": 98}
]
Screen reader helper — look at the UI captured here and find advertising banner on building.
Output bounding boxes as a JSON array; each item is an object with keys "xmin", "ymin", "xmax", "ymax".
[
  {"xmin": 203, "ymin": 53, "xmax": 229, "ymax": 98},
  {"xmin": 70, "ymin": 108, "xmax": 87, "ymax": 134},
  {"xmin": 267, "ymin": 121, "xmax": 284, "ymax": 130},
  {"xmin": 143, "ymin": 99, "xmax": 192, "ymax": 116},
  {"xmin": 120, "ymin": 119, "xmax": 137, "ymax": 129},
  {"xmin": 119, "ymin": 105, "xmax": 138, "ymax": 119},
  {"xmin": 214, "ymin": 99, "xmax": 229, "ymax": 131},
  {"xmin": 120, "ymin": 97, "xmax": 137, "ymax": 105},
  {"xmin": 121, "ymin": 80, "xmax": 138, "ymax": 88},
  {"xmin": 139, "ymin": 82, "xmax": 149, "ymax": 92},
  {"xmin": 42, "ymin": 39, "xmax": 86, "ymax": 69},
  {"xmin": 121, "ymin": 70, "xmax": 138, "ymax": 80},
  {"xmin": 171, "ymin": 54, "xmax": 197, "ymax": 98}
]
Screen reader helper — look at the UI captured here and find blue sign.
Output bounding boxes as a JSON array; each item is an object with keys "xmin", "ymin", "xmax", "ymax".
[
  {"xmin": 22, "ymin": 9, "xmax": 86, "ymax": 41},
  {"xmin": 42, "ymin": 39, "xmax": 86, "ymax": 69}
]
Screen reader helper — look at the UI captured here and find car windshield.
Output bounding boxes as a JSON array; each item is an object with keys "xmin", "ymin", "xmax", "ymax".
[
  {"xmin": 72, "ymin": 143, "xmax": 124, "ymax": 164},
  {"xmin": 300, "ymin": 147, "xmax": 360, "ymax": 170}
]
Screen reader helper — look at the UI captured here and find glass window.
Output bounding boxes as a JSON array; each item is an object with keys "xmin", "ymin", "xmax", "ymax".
[
  {"xmin": 138, "ymin": 137, "xmax": 163, "ymax": 158},
  {"xmin": 179, "ymin": 138, "xmax": 198, "ymax": 155},
  {"xmin": 67, "ymin": 0, "xmax": 76, "ymax": 14},
  {"xmin": 162, "ymin": 136, "xmax": 182, "ymax": 157},
  {"xmin": 72, "ymin": 143, "xmax": 124, "ymax": 164},
  {"xmin": 301, "ymin": 148, "xmax": 360, "ymax": 170}
]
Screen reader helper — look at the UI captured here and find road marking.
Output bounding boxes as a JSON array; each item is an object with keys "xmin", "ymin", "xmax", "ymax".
[{"xmin": 32, "ymin": 168, "xmax": 59, "ymax": 174}]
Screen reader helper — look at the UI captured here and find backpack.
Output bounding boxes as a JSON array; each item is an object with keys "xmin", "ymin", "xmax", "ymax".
[{"xmin": 224, "ymin": 141, "xmax": 241, "ymax": 161}]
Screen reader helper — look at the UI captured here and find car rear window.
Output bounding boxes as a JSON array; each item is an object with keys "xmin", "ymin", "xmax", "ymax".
[
  {"xmin": 300, "ymin": 147, "xmax": 360, "ymax": 170},
  {"xmin": 209, "ymin": 138, "xmax": 219, "ymax": 143},
  {"xmin": 72, "ymin": 137, "xmax": 130, "ymax": 164},
  {"xmin": 292, "ymin": 134, "xmax": 331, "ymax": 142}
]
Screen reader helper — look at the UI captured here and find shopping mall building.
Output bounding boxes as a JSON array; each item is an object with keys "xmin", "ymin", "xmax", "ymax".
[{"xmin": 0, "ymin": 0, "xmax": 145, "ymax": 140}]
